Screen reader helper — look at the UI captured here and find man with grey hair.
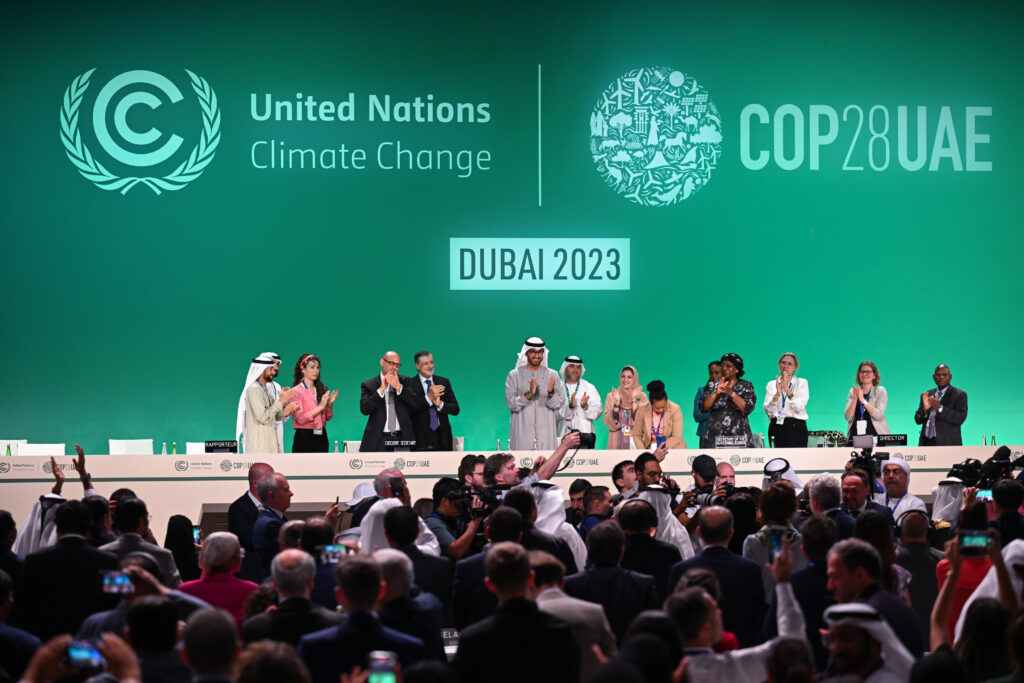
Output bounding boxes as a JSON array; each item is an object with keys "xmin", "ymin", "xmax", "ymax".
[
  {"xmin": 253, "ymin": 473, "xmax": 293, "ymax": 579},
  {"xmin": 826, "ymin": 538, "xmax": 923, "ymax": 657},
  {"xmin": 806, "ymin": 473, "xmax": 855, "ymax": 541},
  {"xmin": 242, "ymin": 548, "xmax": 341, "ymax": 645},
  {"xmin": 358, "ymin": 469, "xmax": 440, "ymax": 556},
  {"xmin": 375, "ymin": 548, "xmax": 444, "ymax": 660}
]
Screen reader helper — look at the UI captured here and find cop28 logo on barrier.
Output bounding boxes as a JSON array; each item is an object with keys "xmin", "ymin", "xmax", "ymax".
[
  {"xmin": 590, "ymin": 67, "xmax": 722, "ymax": 206},
  {"xmin": 60, "ymin": 69, "xmax": 220, "ymax": 194}
]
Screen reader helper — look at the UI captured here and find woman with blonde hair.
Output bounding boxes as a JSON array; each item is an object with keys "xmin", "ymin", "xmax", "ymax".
[
  {"xmin": 845, "ymin": 360, "xmax": 890, "ymax": 438},
  {"xmin": 763, "ymin": 352, "xmax": 809, "ymax": 448}
]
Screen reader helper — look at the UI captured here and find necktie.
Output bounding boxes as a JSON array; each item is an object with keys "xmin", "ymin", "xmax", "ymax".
[
  {"xmin": 385, "ymin": 383, "xmax": 398, "ymax": 432},
  {"xmin": 925, "ymin": 389, "xmax": 942, "ymax": 439},
  {"xmin": 426, "ymin": 378, "xmax": 439, "ymax": 431}
]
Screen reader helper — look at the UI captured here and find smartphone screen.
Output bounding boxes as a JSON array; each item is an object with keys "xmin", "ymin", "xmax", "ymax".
[
  {"xmin": 368, "ymin": 651, "xmax": 397, "ymax": 683},
  {"xmin": 960, "ymin": 529, "xmax": 990, "ymax": 556},
  {"xmin": 768, "ymin": 524, "xmax": 786, "ymax": 559},
  {"xmin": 102, "ymin": 570, "xmax": 134, "ymax": 594},
  {"xmin": 318, "ymin": 544, "xmax": 351, "ymax": 563},
  {"xmin": 389, "ymin": 477, "xmax": 403, "ymax": 497},
  {"xmin": 192, "ymin": 526, "xmax": 201, "ymax": 545},
  {"xmin": 976, "ymin": 489, "xmax": 994, "ymax": 503},
  {"xmin": 63, "ymin": 640, "xmax": 106, "ymax": 669}
]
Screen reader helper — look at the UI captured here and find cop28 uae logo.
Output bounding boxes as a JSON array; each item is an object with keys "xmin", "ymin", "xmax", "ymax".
[
  {"xmin": 590, "ymin": 67, "xmax": 722, "ymax": 207},
  {"xmin": 60, "ymin": 69, "xmax": 220, "ymax": 194}
]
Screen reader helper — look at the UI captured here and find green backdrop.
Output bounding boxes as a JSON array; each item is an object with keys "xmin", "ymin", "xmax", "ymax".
[{"xmin": 3, "ymin": 0, "xmax": 1021, "ymax": 454}]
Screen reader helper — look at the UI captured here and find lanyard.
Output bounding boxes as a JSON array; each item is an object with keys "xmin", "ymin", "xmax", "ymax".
[
  {"xmin": 858, "ymin": 392, "xmax": 870, "ymax": 419},
  {"xmin": 781, "ymin": 380, "xmax": 792, "ymax": 409},
  {"xmin": 652, "ymin": 412, "xmax": 664, "ymax": 437},
  {"xmin": 885, "ymin": 493, "xmax": 905, "ymax": 512},
  {"xmin": 565, "ymin": 381, "xmax": 577, "ymax": 404},
  {"xmin": 256, "ymin": 380, "xmax": 274, "ymax": 404}
]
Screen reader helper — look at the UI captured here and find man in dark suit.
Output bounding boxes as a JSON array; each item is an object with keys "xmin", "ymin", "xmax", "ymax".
[
  {"xmin": 454, "ymin": 542, "xmax": 579, "ymax": 683},
  {"xmin": 666, "ymin": 506, "xmax": 765, "ymax": 648},
  {"xmin": 502, "ymin": 488, "xmax": 578, "ymax": 574},
  {"xmin": 228, "ymin": 463, "xmax": 274, "ymax": 582},
  {"xmin": 765, "ymin": 514, "xmax": 837, "ymax": 670},
  {"xmin": 564, "ymin": 521, "xmax": 659, "ymax": 644},
  {"xmin": 806, "ymin": 473, "xmax": 856, "ymax": 541},
  {"xmin": 383, "ymin": 506, "xmax": 452, "ymax": 609},
  {"xmin": 407, "ymin": 350, "xmax": 460, "ymax": 452},
  {"xmin": 617, "ymin": 499, "xmax": 681, "ymax": 602},
  {"xmin": 840, "ymin": 469, "xmax": 893, "ymax": 523},
  {"xmin": 10, "ymin": 500, "xmax": 119, "ymax": 640},
  {"xmin": 452, "ymin": 507, "xmax": 522, "ymax": 629},
  {"xmin": 0, "ymin": 511, "xmax": 22, "ymax": 585},
  {"xmin": 182, "ymin": 608, "xmax": 240, "ymax": 682},
  {"xmin": 99, "ymin": 498, "xmax": 182, "ymax": 587},
  {"xmin": 252, "ymin": 473, "xmax": 293, "ymax": 580},
  {"xmin": 298, "ymin": 555, "xmax": 424, "ymax": 683},
  {"xmin": 376, "ymin": 549, "xmax": 445, "ymax": 660},
  {"xmin": 0, "ymin": 567, "xmax": 40, "ymax": 682},
  {"xmin": 990, "ymin": 478, "xmax": 1024, "ymax": 545},
  {"xmin": 826, "ymin": 538, "xmax": 924, "ymax": 657},
  {"xmin": 242, "ymin": 549, "xmax": 342, "ymax": 646},
  {"xmin": 914, "ymin": 364, "xmax": 968, "ymax": 446},
  {"xmin": 895, "ymin": 510, "xmax": 944, "ymax": 645},
  {"xmin": 359, "ymin": 351, "xmax": 416, "ymax": 452}
]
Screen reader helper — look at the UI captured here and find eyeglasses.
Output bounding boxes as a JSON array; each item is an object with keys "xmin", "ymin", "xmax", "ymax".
[
  {"xmin": 859, "ymin": 370, "xmax": 874, "ymax": 375},
  {"xmin": 383, "ymin": 359, "xmax": 402, "ymax": 368}
]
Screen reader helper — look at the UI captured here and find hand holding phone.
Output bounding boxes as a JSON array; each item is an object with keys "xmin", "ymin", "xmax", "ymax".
[
  {"xmin": 62, "ymin": 640, "xmax": 106, "ymax": 670},
  {"xmin": 102, "ymin": 570, "xmax": 134, "ymax": 595}
]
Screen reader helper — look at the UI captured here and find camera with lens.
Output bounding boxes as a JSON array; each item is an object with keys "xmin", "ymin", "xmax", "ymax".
[
  {"xmin": 850, "ymin": 449, "xmax": 886, "ymax": 478},
  {"xmin": 567, "ymin": 428, "xmax": 596, "ymax": 449},
  {"xmin": 944, "ymin": 458, "xmax": 982, "ymax": 487},
  {"xmin": 976, "ymin": 447, "xmax": 1023, "ymax": 488},
  {"xmin": 458, "ymin": 484, "xmax": 504, "ymax": 519},
  {"xmin": 693, "ymin": 482, "xmax": 725, "ymax": 507}
]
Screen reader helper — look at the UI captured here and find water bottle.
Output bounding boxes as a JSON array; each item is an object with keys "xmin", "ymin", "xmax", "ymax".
[
  {"xmin": 333, "ymin": 440, "xmax": 340, "ymax": 453},
  {"xmin": 342, "ymin": 441, "xmax": 349, "ymax": 453},
  {"xmin": 983, "ymin": 435, "xmax": 988, "ymax": 446},
  {"xmin": 4, "ymin": 444, "xmax": 10, "ymax": 456},
  {"xmin": 532, "ymin": 438, "xmax": 538, "ymax": 450},
  {"xmin": 161, "ymin": 442, "xmax": 167, "ymax": 455},
  {"xmin": 239, "ymin": 435, "xmax": 244, "ymax": 454},
  {"xmin": 496, "ymin": 439, "xmax": 501, "ymax": 451},
  {"xmin": 992, "ymin": 435, "xmax": 997, "ymax": 446},
  {"xmin": 505, "ymin": 439, "xmax": 510, "ymax": 451},
  {"xmin": 172, "ymin": 442, "xmax": 177, "ymax": 455}
]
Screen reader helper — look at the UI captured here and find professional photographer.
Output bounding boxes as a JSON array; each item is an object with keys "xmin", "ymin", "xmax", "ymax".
[
  {"xmin": 635, "ymin": 452, "xmax": 696, "ymax": 560},
  {"xmin": 676, "ymin": 454, "xmax": 733, "ymax": 532},
  {"xmin": 424, "ymin": 478, "xmax": 484, "ymax": 560}
]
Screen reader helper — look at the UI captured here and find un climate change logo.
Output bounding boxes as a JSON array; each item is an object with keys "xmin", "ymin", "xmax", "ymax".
[
  {"xmin": 60, "ymin": 68, "xmax": 220, "ymax": 194},
  {"xmin": 591, "ymin": 67, "xmax": 722, "ymax": 206}
]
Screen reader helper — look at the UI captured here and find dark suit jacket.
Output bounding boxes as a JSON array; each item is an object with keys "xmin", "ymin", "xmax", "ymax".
[
  {"xmin": 842, "ymin": 500, "xmax": 894, "ymax": 523},
  {"xmin": 621, "ymin": 533, "xmax": 682, "ymax": 602},
  {"xmin": 252, "ymin": 508, "xmax": 285, "ymax": 580},
  {"xmin": 563, "ymin": 566, "xmax": 659, "ymax": 644},
  {"xmin": 990, "ymin": 511, "xmax": 1024, "ymax": 546},
  {"xmin": 406, "ymin": 373, "xmax": 460, "ymax": 451},
  {"xmin": 0, "ymin": 546, "xmax": 22, "ymax": 585},
  {"xmin": 856, "ymin": 582, "xmax": 925, "ymax": 657},
  {"xmin": 825, "ymin": 508, "xmax": 857, "ymax": 541},
  {"xmin": 228, "ymin": 491, "xmax": 263, "ymax": 582},
  {"xmin": 896, "ymin": 542, "xmax": 944, "ymax": 645},
  {"xmin": 764, "ymin": 561, "xmax": 835, "ymax": 671},
  {"xmin": 666, "ymin": 545, "xmax": 765, "ymax": 648},
  {"xmin": 522, "ymin": 525, "xmax": 578, "ymax": 575},
  {"xmin": 359, "ymin": 375, "xmax": 416, "ymax": 452},
  {"xmin": 242, "ymin": 596, "xmax": 343, "ymax": 646},
  {"xmin": 380, "ymin": 591, "xmax": 445, "ymax": 660},
  {"xmin": 452, "ymin": 551, "xmax": 496, "ymax": 629},
  {"xmin": 399, "ymin": 544, "xmax": 453, "ymax": 609},
  {"xmin": 298, "ymin": 611, "xmax": 424, "ymax": 683},
  {"xmin": 454, "ymin": 598, "xmax": 579, "ymax": 683},
  {"xmin": 914, "ymin": 384, "xmax": 968, "ymax": 446},
  {"xmin": 0, "ymin": 621, "xmax": 40, "ymax": 682},
  {"xmin": 10, "ymin": 535, "xmax": 119, "ymax": 640}
]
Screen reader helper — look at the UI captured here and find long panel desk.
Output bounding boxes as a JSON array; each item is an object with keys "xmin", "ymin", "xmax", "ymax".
[{"xmin": 0, "ymin": 446, "xmax": 1015, "ymax": 544}]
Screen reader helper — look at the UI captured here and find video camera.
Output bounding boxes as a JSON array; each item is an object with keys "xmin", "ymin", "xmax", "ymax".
[
  {"xmin": 454, "ymin": 484, "xmax": 507, "ymax": 519},
  {"xmin": 976, "ymin": 447, "xmax": 1024, "ymax": 488},
  {"xmin": 850, "ymin": 449, "xmax": 888, "ymax": 478}
]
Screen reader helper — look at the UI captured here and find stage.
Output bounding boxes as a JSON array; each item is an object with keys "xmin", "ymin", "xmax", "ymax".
[{"xmin": 0, "ymin": 445, "xmax": 1011, "ymax": 544}]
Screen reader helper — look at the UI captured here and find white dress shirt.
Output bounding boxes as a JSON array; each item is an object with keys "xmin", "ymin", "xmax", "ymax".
[
  {"xmin": 376, "ymin": 372, "xmax": 403, "ymax": 432},
  {"xmin": 763, "ymin": 376, "xmax": 809, "ymax": 421}
]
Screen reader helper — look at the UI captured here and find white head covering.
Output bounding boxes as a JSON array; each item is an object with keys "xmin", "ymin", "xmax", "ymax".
[
  {"xmin": 516, "ymin": 337, "xmax": 548, "ymax": 369},
  {"xmin": 346, "ymin": 482, "xmax": 376, "ymax": 506},
  {"xmin": 638, "ymin": 486, "xmax": 695, "ymax": 560},
  {"xmin": 532, "ymin": 481, "xmax": 587, "ymax": 571},
  {"xmin": 761, "ymin": 458, "xmax": 805, "ymax": 494},
  {"xmin": 931, "ymin": 481, "xmax": 964, "ymax": 523},
  {"xmin": 559, "ymin": 356, "xmax": 585, "ymax": 382},
  {"xmin": 880, "ymin": 457, "xmax": 911, "ymax": 477},
  {"xmin": 955, "ymin": 539, "xmax": 1024, "ymax": 640},
  {"xmin": 14, "ymin": 493, "xmax": 64, "ymax": 555},
  {"xmin": 359, "ymin": 497, "xmax": 441, "ymax": 557},
  {"xmin": 824, "ymin": 603, "xmax": 915, "ymax": 682},
  {"xmin": 236, "ymin": 352, "xmax": 284, "ymax": 448}
]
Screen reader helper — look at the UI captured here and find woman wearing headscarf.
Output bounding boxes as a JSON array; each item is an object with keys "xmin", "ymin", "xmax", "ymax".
[
  {"xmin": 701, "ymin": 353, "xmax": 757, "ymax": 448},
  {"xmin": 603, "ymin": 365, "xmax": 649, "ymax": 449},
  {"xmin": 633, "ymin": 380, "xmax": 687, "ymax": 450},
  {"xmin": 763, "ymin": 352, "xmax": 810, "ymax": 448},
  {"xmin": 290, "ymin": 353, "xmax": 338, "ymax": 453}
]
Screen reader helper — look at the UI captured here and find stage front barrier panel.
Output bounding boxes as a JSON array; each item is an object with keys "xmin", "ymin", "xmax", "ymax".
[{"xmin": 0, "ymin": 446, "xmax": 1014, "ymax": 545}]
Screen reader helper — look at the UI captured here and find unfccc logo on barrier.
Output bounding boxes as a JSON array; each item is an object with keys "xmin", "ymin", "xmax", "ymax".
[{"xmin": 60, "ymin": 68, "xmax": 220, "ymax": 194}]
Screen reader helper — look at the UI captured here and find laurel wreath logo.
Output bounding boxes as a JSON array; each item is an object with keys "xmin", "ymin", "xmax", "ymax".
[{"xmin": 60, "ymin": 68, "xmax": 221, "ymax": 194}]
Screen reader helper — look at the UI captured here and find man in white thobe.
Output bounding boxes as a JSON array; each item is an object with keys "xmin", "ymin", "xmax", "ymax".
[
  {"xmin": 240, "ymin": 353, "xmax": 297, "ymax": 454},
  {"xmin": 556, "ymin": 355, "xmax": 602, "ymax": 438},
  {"xmin": 505, "ymin": 337, "xmax": 565, "ymax": 450}
]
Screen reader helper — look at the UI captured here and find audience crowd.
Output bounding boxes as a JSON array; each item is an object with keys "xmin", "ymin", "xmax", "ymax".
[{"xmin": 4, "ymin": 438, "xmax": 1024, "ymax": 683}]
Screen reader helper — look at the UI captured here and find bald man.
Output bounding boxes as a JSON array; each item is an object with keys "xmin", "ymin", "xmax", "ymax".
[
  {"xmin": 229, "ymin": 462, "xmax": 274, "ymax": 582},
  {"xmin": 360, "ymin": 351, "xmax": 416, "ymax": 452}
]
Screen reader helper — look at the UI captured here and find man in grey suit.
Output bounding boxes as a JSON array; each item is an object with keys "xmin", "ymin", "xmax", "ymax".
[
  {"xmin": 100, "ymin": 498, "xmax": 181, "ymax": 587},
  {"xmin": 530, "ymin": 550, "xmax": 616, "ymax": 683}
]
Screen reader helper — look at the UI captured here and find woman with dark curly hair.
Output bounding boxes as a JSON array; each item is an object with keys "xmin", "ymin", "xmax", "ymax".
[
  {"xmin": 290, "ymin": 353, "xmax": 338, "ymax": 453},
  {"xmin": 701, "ymin": 353, "xmax": 757, "ymax": 448}
]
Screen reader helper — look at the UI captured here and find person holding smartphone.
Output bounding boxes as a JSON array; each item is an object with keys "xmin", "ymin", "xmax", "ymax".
[
  {"xmin": 633, "ymin": 380, "xmax": 686, "ymax": 450},
  {"xmin": 290, "ymin": 353, "xmax": 338, "ymax": 453},
  {"xmin": 743, "ymin": 481, "xmax": 808, "ymax": 600}
]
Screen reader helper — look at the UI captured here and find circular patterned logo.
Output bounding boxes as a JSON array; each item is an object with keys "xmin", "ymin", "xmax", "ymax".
[
  {"xmin": 0, "ymin": 462, "xmax": 10, "ymax": 474},
  {"xmin": 350, "ymin": 459, "xmax": 363, "ymax": 470},
  {"xmin": 520, "ymin": 457, "xmax": 534, "ymax": 469},
  {"xmin": 219, "ymin": 460, "xmax": 233, "ymax": 473},
  {"xmin": 590, "ymin": 67, "xmax": 721, "ymax": 206},
  {"xmin": 730, "ymin": 455, "xmax": 742, "ymax": 466},
  {"xmin": 42, "ymin": 460, "xmax": 53, "ymax": 474},
  {"xmin": 687, "ymin": 455, "xmax": 696, "ymax": 465},
  {"xmin": 392, "ymin": 458, "xmax": 406, "ymax": 470},
  {"xmin": 174, "ymin": 460, "xmax": 188, "ymax": 472}
]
